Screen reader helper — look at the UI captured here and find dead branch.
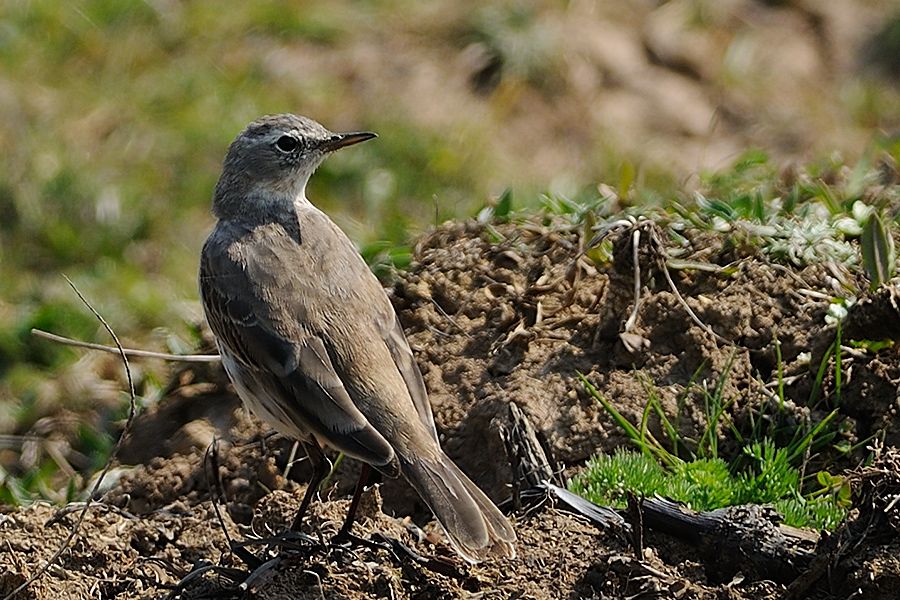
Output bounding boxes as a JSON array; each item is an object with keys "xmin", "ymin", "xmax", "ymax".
[
  {"xmin": 640, "ymin": 497, "xmax": 818, "ymax": 584},
  {"xmin": 31, "ymin": 328, "xmax": 221, "ymax": 362}
]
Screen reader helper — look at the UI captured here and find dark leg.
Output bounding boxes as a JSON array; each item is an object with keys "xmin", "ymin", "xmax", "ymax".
[
  {"xmin": 334, "ymin": 463, "xmax": 371, "ymax": 541},
  {"xmin": 290, "ymin": 441, "xmax": 328, "ymax": 532}
]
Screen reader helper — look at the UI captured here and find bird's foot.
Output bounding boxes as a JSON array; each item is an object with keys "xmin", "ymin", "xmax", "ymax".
[
  {"xmin": 225, "ymin": 528, "xmax": 323, "ymax": 570},
  {"xmin": 330, "ymin": 529, "xmax": 393, "ymax": 553},
  {"xmin": 369, "ymin": 532, "xmax": 469, "ymax": 580}
]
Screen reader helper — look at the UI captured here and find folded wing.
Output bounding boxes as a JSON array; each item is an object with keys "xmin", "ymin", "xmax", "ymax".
[{"xmin": 200, "ymin": 248, "xmax": 399, "ymax": 475}]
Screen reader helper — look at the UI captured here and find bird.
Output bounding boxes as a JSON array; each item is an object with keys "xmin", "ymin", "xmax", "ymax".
[{"xmin": 198, "ymin": 113, "xmax": 516, "ymax": 563}]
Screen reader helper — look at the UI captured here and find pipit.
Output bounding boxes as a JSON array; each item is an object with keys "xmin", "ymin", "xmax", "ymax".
[{"xmin": 199, "ymin": 114, "xmax": 516, "ymax": 562}]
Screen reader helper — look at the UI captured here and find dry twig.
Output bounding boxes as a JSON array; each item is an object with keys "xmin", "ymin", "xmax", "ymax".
[{"xmin": 31, "ymin": 328, "xmax": 220, "ymax": 362}]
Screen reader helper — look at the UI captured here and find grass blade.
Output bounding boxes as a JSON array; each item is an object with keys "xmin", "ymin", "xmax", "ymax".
[{"xmin": 861, "ymin": 210, "xmax": 896, "ymax": 289}]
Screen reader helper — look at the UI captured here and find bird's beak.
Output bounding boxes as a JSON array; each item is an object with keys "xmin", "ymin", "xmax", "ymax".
[{"xmin": 320, "ymin": 131, "xmax": 377, "ymax": 152}]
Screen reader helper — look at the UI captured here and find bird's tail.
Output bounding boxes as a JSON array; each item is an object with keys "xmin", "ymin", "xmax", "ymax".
[{"xmin": 400, "ymin": 452, "xmax": 516, "ymax": 563}]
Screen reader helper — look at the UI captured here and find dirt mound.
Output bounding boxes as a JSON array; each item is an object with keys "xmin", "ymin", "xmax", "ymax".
[
  {"xmin": 2, "ymin": 217, "xmax": 899, "ymax": 599},
  {"xmin": 387, "ymin": 219, "xmax": 882, "ymax": 503}
]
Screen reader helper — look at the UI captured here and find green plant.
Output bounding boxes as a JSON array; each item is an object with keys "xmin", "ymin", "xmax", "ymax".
[
  {"xmin": 860, "ymin": 209, "xmax": 896, "ymax": 289},
  {"xmin": 570, "ymin": 443, "xmax": 847, "ymax": 529},
  {"xmin": 360, "ymin": 240, "xmax": 413, "ymax": 282},
  {"xmin": 573, "ymin": 330, "xmax": 851, "ymax": 530}
]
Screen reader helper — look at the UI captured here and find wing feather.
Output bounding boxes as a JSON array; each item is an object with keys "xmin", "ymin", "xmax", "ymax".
[
  {"xmin": 376, "ymin": 305, "xmax": 440, "ymax": 444},
  {"xmin": 200, "ymin": 242, "xmax": 397, "ymax": 473}
]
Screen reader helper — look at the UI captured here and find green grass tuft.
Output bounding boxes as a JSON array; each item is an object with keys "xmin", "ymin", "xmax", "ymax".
[
  {"xmin": 571, "ymin": 445, "xmax": 847, "ymax": 529},
  {"xmin": 573, "ymin": 325, "xmax": 854, "ymax": 531}
]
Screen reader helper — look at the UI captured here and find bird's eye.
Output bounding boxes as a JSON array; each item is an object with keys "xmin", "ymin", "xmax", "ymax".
[{"xmin": 275, "ymin": 135, "xmax": 300, "ymax": 153}]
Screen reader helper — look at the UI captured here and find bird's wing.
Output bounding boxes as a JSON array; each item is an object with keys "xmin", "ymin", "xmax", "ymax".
[
  {"xmin": 375, "ymin": 304, "xmax": 440, "ymax": 444},
  {"xmin": 200, "ymin": 246, "xmax": 397, "ymax": 472}
]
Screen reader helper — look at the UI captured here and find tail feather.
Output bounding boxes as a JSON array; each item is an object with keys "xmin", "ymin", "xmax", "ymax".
[{"xmin": 401, "ymin": 453, "xmax": 516, "ymax": 563}]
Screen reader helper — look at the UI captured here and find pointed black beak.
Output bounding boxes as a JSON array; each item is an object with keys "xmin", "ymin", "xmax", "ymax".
[{"xmin": 319, "ymin": 131, "xmax": 377, "ymax": 152}]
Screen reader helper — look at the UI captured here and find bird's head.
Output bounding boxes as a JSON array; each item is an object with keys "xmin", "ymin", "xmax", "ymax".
[{"xmin": 213, "ymin": 114, "xmax": 375, "ymax": 218}]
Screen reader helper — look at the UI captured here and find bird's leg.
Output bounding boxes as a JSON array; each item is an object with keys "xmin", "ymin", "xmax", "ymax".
[
  {"xmin": 290, "ymin": 441, "xmax": 328, "ymax": 532},
  {"xmin": 332, "ymin": 464, "xmax": 412, "ymax": 555},
  {"xmin": 333, "ymin": 463, "xmax": 371, "ymax": 542}
]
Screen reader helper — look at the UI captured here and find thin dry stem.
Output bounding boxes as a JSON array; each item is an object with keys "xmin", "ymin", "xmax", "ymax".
[
  {"xmin": 623, "ymin": 228, "xmax": 642, "ymax": 333},
  {"xmin": 31, "ymin": 328, "xmax": 221, "ymax": 362}
]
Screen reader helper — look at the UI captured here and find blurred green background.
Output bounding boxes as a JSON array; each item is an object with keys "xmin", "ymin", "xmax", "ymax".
[{"xmin": 0, "ymin": 0, "xmax": 898, "ymax": 482}]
